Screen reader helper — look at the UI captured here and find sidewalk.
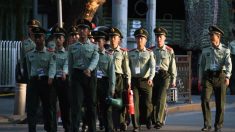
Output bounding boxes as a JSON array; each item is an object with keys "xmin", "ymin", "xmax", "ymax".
[{"xmin": 0, "ymin": 95, "xmax": 235, "ymax": 124}]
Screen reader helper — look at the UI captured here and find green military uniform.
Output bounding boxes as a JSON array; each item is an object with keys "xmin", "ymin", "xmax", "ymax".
[
  {"xmin": 68, "ymin": 19, "xmax": 99, "ymax": 132},
  {"xmin": 108, "ymin": 27, "xmax": 131, "ymax": 131},
  {"xmin": 52, "ymin": 27, "xmax": 71, "ymax": 132},
  {"xmin": 128, "ymin": 28, "xmax": 155, "ymax": 131},
  {"xmin": 20, "ymin": 19, "xmax": 40, "ymax": 83},
  {"xmin": 26, "ymin": 27, "xmax": 56, "ymax": 132},
  {"xmin": 151, "ymin": 27, "xmax": 177, "ymax": 129},
  {"xmin": 199, "ymin": 26, "xmax": 232, "ymax": 132}
]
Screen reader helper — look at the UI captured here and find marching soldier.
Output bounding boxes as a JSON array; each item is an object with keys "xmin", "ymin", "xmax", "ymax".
[
  {"xmin": 108, "ymin": 27, "xmax": 131, "ymax": 131},
  {"xmin": 199, "ymin": 25, "xmax": 232, "ymax": 132},
  {"xmin": 151, "ymin": 27, "xmax": 177, "ymax": 129},
  {"xmin": 128, "ymin": 28, "xmax": 155, "ymax": 132},
  {"xmin": 68, "ymin": 19, "xmax": 99, "ymax": 132},
  {"xmin": 25, "ymin": 27, "xmax": 56, "ymax": 132},
  {"xmin": 52, "ymin": 27, "xmax": 71, "ymax": 132},
  {"xmin": 92, "ymin": 30, "xmax": 116, "ymax": 132},
  {"xmin": 20, "ymin": 19, "xmax": 40, "ymax": 83}
]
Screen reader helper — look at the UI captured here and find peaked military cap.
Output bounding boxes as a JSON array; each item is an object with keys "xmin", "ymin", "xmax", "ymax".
[
  {"xmin": 134, "ymin": 28, "xmax": 148, "ymax": 38},
  {"xmin": 91, "ymin": 30, "xmax": 108, "ymax": 41},
  {"xmin": 108, "ymin": 27, "xmax": 123, "ymax": 38},
  {"xmin": 77, "ymin": 19, "xmax": 92, "ymax": 30},
  {"xmin": 68, "ymin": 26, "xmax": 79, "ymax": 35},
  {"xmin": 208, "ymin": 25, "xmax": 224, "ymax": 36},
  {"xmin": 32, "ymin": 27, "xmax": 46, "ymax": 34},
  {"xmin": 154, "ymin": 27, "xmax": 168, "ymax": 36},
  {"xmin": 51, "ymin": 26, "xmax": 67, "ymax": 36},
  {"xmin": 27, "ymin": 19, "xmax": 40, "ymax": 27}
]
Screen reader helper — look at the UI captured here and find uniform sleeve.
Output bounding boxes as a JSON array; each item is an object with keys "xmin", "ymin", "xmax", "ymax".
[
  {"xmin": 123, "ymin": 51, "xmax": 131, "ymax": 84},
  {"xmin": 149, "ymin": 51, "xmax": 156, "ymax": 80},
  {"xmin": 68, "ymin": 45, "xmax": 73, "ymax": 76},
  {"xmin": 63, "ymin": 53, "xmax": 69, "ymax": 75},
  {"xmin": 108, "ymin": 56, "xmax": 116, "ymax": 95},
  {"xmin": 48, "ymin": 53, "xmax": 56, "ymax": 78},
  {"xmin": 198, "ymin": 51, "xmax": 206, "ymax": 83},
  {"xmin": 26, "ymin": 53, "xmax": 31, "ymax": 79},
  {"xmin": 224, "ymin": 49, "xmax": 232, "ymax": 78},
  {"xmin": 88, "ymin": 45, "xmax": 99, "ymax": 71},
  {"xmin": 169, "ymin": 51, "xmax": 177, "ymax": 84}
]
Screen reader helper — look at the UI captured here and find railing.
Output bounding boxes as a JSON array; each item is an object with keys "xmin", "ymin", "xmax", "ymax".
[{"xmin": 0, "ymin": 41, "xmax": 21, "ymax": 88}]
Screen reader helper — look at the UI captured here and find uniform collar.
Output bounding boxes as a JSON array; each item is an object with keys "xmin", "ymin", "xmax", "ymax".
[
  {"xmin": 78, "ymin": 39, "xmax": 91, "ymax": 45},
  {"xmin": 33, "ymin": 47, "xmax": 47, "ymax": 53},
  {"xmin": 211, "ymin": 43, "xmax": 222, "ymax": 50},
  {"xmin": 156, "ymin": 44, "xmax": 166, "ymax": 51},
  {"xmin": 55, "ymin": 47, "xmax": 65, "ymax": 52},
  {"xmin": 110, "ymin": 45, "xmax": 121, "ymax": 52},
  {"xmin": 136, "ymin": 47, "xmax": 146, "ymax": 52},
  {"xmin": 99, "ymin": 49, "xmax": 106, "ymax": 54}
]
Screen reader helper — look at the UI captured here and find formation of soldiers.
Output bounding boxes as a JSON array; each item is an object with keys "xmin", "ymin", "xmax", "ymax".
[{"xmin": 19, "ymin": 18, "xmax": 231, "ymax": 132}]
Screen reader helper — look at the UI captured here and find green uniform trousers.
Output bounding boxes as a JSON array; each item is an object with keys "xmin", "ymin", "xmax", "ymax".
[
  {"xmin": 201, "ymin": 71, "xmax": 227, "ymax": 129},
  {"xmin": 131, "ymin": 77, "xmax": 153, "ymax": 128},
  {"xmin": 70, "ymin": 69, "xmax": 97, "ymax": 132},
  {"xmin": 152, "ymin": 70, "xmax": 170, "ymax": 125},
  {"xmin": 26, "ymin": 76, "xmax": 56, "ymax": 132}
]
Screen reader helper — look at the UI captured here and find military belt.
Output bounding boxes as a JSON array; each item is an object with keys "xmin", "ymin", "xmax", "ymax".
[
  {"xmin": 30, "ymin": 75, "xmax": 48, "ymax": 80},
  {"xmin": 132, "ymin": 77, "xmax": 149, "ymax": 81},
  {"xmin": 206, "ymin": 70, "xmax": 222, "ymax": 77}
]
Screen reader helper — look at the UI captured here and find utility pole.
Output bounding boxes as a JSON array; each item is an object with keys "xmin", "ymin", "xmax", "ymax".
[
  {"xmin": 57, "ymin": 0, "xmax": 63, "ymax": 28},
  {"xmin": 146, "ymin": 0, "xmax": 156, "ymax": 47},
  {"xmin": 112, "ymin": 0, "xmax": 128, "ymax": 48},
  {"xmin": 33, "ymin": 0, "xmax": 38, "ymax": 19}
]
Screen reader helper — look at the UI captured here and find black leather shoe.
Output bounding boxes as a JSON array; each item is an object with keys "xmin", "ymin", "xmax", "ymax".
[
  {"xmin": 201, "ymin": 126, "xmax": 211, "ymax": 131},
  {"xmin": 146, "ymin": 121, "xmax": 152, "ymax": 129},
  {"xmin": 154, "ymin": 122, "xmax": 162, "ymax": 129},
  {"xmin": 120, "ymin": 123, "xmax": 127, "ymax": 131},
  {"xmin": 214, "ymin": 128, "xmax": 221, "ymax": 132}
]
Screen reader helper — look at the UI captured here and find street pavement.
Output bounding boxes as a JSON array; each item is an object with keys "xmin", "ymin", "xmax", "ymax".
[{"xmin": 0, "ymin": 94, "xmax": 235, "ymax": 131}]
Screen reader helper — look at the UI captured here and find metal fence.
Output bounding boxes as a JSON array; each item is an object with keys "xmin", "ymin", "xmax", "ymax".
[{"xmin": 0, "ymin": 40, "xmax": 21, "ymax": 88}]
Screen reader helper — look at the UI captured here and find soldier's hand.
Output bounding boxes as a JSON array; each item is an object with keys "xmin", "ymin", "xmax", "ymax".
[
  {"xmin": 127, "ymin": 83, "xmax": 131, "ymax": 90},
  {"xmin": 83, "ymin": 69, "xmax": 91, "ymax": 77},
  {"xmin": 48, "ymin": 78, "xmax": 53, "ymax": 85},
  {"xmin": 62, "ymin": 73, "xmax": 66, "ymax": 80},
  {"xmin": 171, "ymin": 82, "xmax": 176, "ymax": 87},
  {"xmin": 225, "ymin": 78, "xmax": 230, "ymax": 86},
  {"xmin": 147, "ymin": 80, "xmax": 153, "ymax": 87}
]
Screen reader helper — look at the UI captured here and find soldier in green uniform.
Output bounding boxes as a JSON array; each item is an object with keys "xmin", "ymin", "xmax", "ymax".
[
  {"xmin": 26, "ymin": 27, "xmax": 57, "ymax": 132},
  {"xmin": 151, "ymin": 27, "xmax": 177, "ymax": 129},
  {"xmin": 20, "ymin": 19, "xmax": 40, "ymax": 83},
  {"xmin": 128, "ymin": 28, "xmax": 155, "ymax": 132},
  {"xmin": 68, "ymin": 19, "xmax": 99, "ymax": 132},
  {"xmin": 107, "ymin": 27, "xmax": 131, "ymax": 131},
  {"xmin": 199, "ymin": 25, "xmax": 232, "ymax": 132},
  {"xmin": 52, "ymin": 27, "xmax": 71, "ymax": 132},
  {"xmin": 92, "ymin": 30, "xmax": 116, "ymax": 132}
]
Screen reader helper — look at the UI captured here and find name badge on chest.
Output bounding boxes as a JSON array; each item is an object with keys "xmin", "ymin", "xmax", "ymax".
[
  {"xmin": 97, "ymin": 70, "xmax": 104, "ymax": 78},
  {"xmin": 135, "ymin": 67, "xmax": 140, "ymax": 74},
  {"xmin": 37, "ymin": 68, "xmax": 45, "ymax": 77}
]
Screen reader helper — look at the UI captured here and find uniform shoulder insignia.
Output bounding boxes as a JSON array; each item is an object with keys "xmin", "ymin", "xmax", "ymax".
[
  {"xmin": 128, "ymin": 48, "xmax": 136, "ymax": 52},
  {"xmin": 47, "ymin": 48, "xmax": 54, "ymax": 52},
  {"xmin": 146, "ymin": 48, "xmax": 152, "ymax": 51},
  {"xmin": 105, "ymin": 50, "xmax": 113, "ymax": 55},
  {"xmin": 165, "ymin": 45, "xmax": 173, "ymax": 52},
  {"xmin": 120, "ymin": 48, "xmax": 128, "ymax": 51},
  {"xmin": 148, "ymin": 46, "xmax": 156, "ymax": 50}
]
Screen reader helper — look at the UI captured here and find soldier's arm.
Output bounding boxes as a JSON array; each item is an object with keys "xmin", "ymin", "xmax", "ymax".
[
  {"xmin": 169, "ymin": 51, "xmax": 177, "ymax": 85},
  {"xmin": 48, "ymin": 53, "xmax": 56, "ymax": 79},
  {"xmin": 198, "ymin": 51, "xmax": 206, "ymax": 84},
  {"xmin": 68, "ymin": 45, "xmax": 73, "ymax": 76},
  {"xmin": 149, "ymin": 51, "xmax": 156, "ymax": 80},
  {"xmin": 87, "ymin": 45, "xmax": 99, "ymax": 71},
  {"xmin": 63, "ymin": 54, "xmax": 69, "ymax": 75},
  {"xmin": 108, "ymin": 56, "xmax": 116, "ymax": 96},
  {"xmin": 123, "ymin": 51, "xmax": 131, "ymax": 85},
  {"xmin": 224, "ymin": 49, "xmax": 232, "ymax": 79},
  {"xmin": 25, "ymin": 53, "xmax": 31, "ymax": 80}
]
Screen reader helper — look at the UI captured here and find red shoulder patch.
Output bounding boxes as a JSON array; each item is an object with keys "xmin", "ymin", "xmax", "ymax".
[
  {"xmin": 128, "ymin": 48, "xmax": 136, "ymax": 52},
  {"xmin": 120, "ymin": 48, "xmax": 128, "ymax": 51},
  {"xmin": 148, "ymin": 46, "xmax": 156, "ymax": 50},
  {"xmin": 165, "ymin": 45, "xmax": 173, "ymax": 52},
  {"xmin": 47, "ymin": 48, "xmax": 55, "ymax": 52}
]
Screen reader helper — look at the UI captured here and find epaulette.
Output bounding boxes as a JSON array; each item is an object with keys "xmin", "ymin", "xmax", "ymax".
[
  {"xmin": 148, "ymin": 46, "xmax": 156, "ymax": 50},
  {"xmin": 165, "ymin": 45, "xmax": 173, "ymax": 52},
  {"xmin": 120, "ymin": 48, "xmax": 128, "ymax": 51},
  {"xmin": 105, "ymin": 50, "xmax": 113, "ymax": 55},
  {"xmin": 47, "ymin": 48, "xmax": 55, "ymax": 52},
  {"xmin": 128, "ymin": 48, "xmax": 136, "ymax": 52}
]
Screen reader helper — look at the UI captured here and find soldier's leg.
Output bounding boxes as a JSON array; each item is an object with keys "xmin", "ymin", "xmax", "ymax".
[
  {"xmin": 214, "ymin": 74, "xmax": 227, "ymax": 129},
  {"xmin": 26, "ymin": 78, "xmax": 39, "ymax": 132},
  {"xmin": 84, "ymin": 71, "xmax": 97, "ymax": 132},
  {"xmin": 70, "ymin": 70, "xmax": 84, "ymax": 132},
  {"xmin": 201, "ymin": 77, "xmax": 213, "ymax": 128},
  {"xmin": 132, "ymin": 79, "xmax": 140, "ymax": 129}
]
